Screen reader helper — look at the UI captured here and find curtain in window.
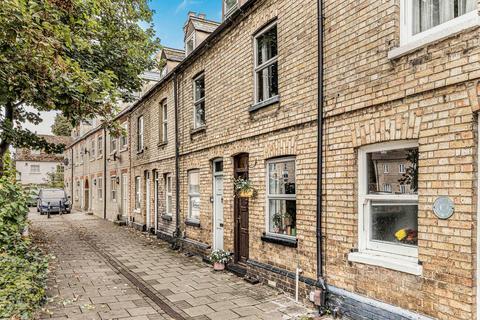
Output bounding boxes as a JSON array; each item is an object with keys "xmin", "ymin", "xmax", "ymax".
[{"xmin": 413, "ymin": 0, "xmax": 476, "ymax": 35}]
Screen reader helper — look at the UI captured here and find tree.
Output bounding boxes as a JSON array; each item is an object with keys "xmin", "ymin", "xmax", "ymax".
[
  {"xmin": 0, "ymin": 0, "xmax": 160, "ymax": 173},
  {"xmin": 51, "ymin": 114, "xmax": 73, "ymax": 136},
  {"xmin": 45, "ymin": 165, "xmax": 65, "ymax": 188}
]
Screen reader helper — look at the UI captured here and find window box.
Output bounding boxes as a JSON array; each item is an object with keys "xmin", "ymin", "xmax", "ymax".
[
  {"xmin": 162, "ymin": 214, "xmax": 173, "ymax": 222},
  {"xmin": 249, "ymin": 95, "xmax": 280, "ymax": 112},
  {"xmin": 185, "ymin": 219, "xmax": 200, "ymax": 228},
  {"xmin": 389, "ymin": 1, "xmax": 479, "ymax": 59},
  {"xmin": 261, "ymin": 233, "xmax": 298, "ymax": 248}
]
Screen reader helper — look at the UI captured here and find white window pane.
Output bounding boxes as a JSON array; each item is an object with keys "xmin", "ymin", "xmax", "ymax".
[
  {"xmin": 225, "ymin": 0, "xmax": 237, "ymax": 12},
  {"xmin": 269, "ymin": 199, "xmax": 296, "ymax": 236},
  {"xmin": 189, "ymin": 171, "xmax": 200, "ymax": 194},
  {"xmin": 413, "ymin": 0, "xmax": 476, "ymax": 34},
  {"xmin": 370, "ymin": 202, "xmax": 418, "ymax": 246},
  {"xmin": 189, "ymin": 196, "xmax": 200, "ymax": 220},
  {"xmin": 195, "ymin": 102, "xmax": 205, "ymax": 128},
  {"xmin": 256, "ymin": 62, "xmax": 278, "ymax": 102},
  {"xmin": 367, "ymin": 147, "xmax": 418, "ymax": 195},
  {"xmin": 268, "ymin": 160, "xmax": 296, "ymax": 195},
  {"xmin": 256, "ymin": 26, "xmax": 277, "ymax": 66},
  {"xmin": 194, "ymin": 76, "xmax": 205, "ymax": 101}
]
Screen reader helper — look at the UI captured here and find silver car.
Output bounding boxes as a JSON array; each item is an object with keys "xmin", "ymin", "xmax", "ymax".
[{"xmin": 37, "ymin": 189, "xmax": 71, "ymax": 215}]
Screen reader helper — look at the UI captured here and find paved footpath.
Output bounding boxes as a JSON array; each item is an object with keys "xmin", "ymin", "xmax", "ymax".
[{"xmin": 30, "ymin": 211, "xmax": 317, "ymax": 320}]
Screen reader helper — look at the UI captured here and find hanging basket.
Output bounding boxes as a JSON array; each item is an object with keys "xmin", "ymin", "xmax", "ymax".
[{"xmin": 238, "ymin": 189, "xmax": 254, "ymax": 198}]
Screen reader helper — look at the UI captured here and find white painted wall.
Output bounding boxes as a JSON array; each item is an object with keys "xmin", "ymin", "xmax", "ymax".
[{"xmin": 16, "ymin": 161, "xmax": 60, "ymax": 185}]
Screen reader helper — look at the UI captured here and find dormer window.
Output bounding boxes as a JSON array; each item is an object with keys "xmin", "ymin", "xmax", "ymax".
[
  {"xmin": 186, "ymin": 33, "xmax": 195, "ymax": 55},
  {"xmin": 224, "ymin": 0, "xmax": 238, "ymax": 16}
]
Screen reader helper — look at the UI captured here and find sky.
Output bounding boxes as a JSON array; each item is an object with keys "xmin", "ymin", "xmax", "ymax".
[{"xmin": 30, "ymin": 0, "xmax": 222, "ymax": 135}]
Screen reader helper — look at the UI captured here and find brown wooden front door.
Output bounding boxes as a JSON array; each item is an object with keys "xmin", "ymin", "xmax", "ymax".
[{"xmin": 234, "ymin": 153, "xmax": 249, "ymax": 263}]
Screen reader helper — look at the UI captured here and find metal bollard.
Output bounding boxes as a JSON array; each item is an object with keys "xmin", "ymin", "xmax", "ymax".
[
  {"xmin": 47, "ymin": 202, "xmax": 51, "ymax": 219},
  {"xmin": 59, "ymin": 200, "xmax": 63, "ymax": 216}
]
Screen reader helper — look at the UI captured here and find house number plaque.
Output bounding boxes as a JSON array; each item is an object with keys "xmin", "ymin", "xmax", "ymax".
[{"xmin": 433, "ymin": 196, "xmax": 454, "ymax": 220}]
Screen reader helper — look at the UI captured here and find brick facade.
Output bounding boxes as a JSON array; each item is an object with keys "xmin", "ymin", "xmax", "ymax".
[{"xmin": 63, "ymin": 0, "xmax": 480, "ymax": 319}]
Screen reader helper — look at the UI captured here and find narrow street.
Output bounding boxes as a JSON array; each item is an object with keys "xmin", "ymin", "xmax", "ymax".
[{"xmin": 30, "ymin": 211, "xmax": 316, "ymax": 320}]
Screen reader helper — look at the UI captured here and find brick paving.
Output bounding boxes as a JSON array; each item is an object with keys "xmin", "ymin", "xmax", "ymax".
[{"xmin": 30, "ymin": 211, "xmax": 318, "ymax": 320}]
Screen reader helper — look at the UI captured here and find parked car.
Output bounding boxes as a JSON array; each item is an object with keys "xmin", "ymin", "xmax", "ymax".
[{"xmin": 37, "ymin": 189, "xmax": 71, "ymax": 215}]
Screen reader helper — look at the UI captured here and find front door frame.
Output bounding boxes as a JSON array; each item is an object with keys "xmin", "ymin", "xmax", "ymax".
[
  {"xmin": 121, "ymin": 173, "xmax": 128, "ymax": 220},
  {"xmin": 154, "ymin": 171, "xmax": 159, "ymax": 234},
  {"xmin": 145, "ymin": 171, "xmax": 151, "ymax": 231},
  {"xmin": 213, "ymin": 159, "xmax": 224, "ymax": 250}
]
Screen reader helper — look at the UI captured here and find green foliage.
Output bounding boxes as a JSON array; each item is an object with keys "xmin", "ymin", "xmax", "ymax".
[
  {"xmin": 51, "ymin": 114, "xmax": 73, "ymax": 137},
  {"xmin": 0, "ymin": 0, "xmax": 161, "ymax": 160},
  {"xmin": 232, "ymin": 177, "xmax": 254, "ymax": 193},
  {"xmin": 0, "ymin": 154, "xmax": 48, "ymax": 319},
  {"xmin": 46, "ymin": 165, "xmax": 65, "ymax": 188},
  {"xmin": 208, "ymin": 249, "xmax": 231, "ymax": 264}
]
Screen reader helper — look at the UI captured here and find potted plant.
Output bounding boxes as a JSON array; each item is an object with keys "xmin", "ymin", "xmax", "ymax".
[
  {"xmin": 233, "ymin": 177, "xmax": 255, "ymax": 198},
  {"xmin": 209, "ymin": 249, "xmax": 231, "ymax": 271},
  {"xmin": 272, "ymin": 212, "xmax": 283, "ymax": 233}
]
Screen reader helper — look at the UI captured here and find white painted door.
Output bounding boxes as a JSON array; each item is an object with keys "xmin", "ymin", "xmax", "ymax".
[
  {"xmin": 213, "ymin": 162, "xmax": 224, "ymax": 250},
  {"xmin": 121, "ymin": 174, "xmax": 128, "ymax": 220},
  {"xmin": 145, "ymin": 172, "xmax": 151, "ymax": 231},
  {"xmin": 154, "ymin": 171, "xmax": 159, "ymax": 234}
]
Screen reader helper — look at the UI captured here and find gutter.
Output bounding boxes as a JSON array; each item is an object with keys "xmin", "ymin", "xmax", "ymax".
[
  {"xmin": 173, "ymin": 73, "xmax": 181, "ymax": 249},
  {"xmin": 316, "ymin": 0, "xmax": 326, "ymax": 290},
  {"xmin": 103, "ymin": 128, "xmax": 107, "ymax": 220}
]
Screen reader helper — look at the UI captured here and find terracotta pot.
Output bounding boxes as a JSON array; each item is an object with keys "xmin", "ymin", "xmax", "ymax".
[
  {"xmin": 238, "ymin": 189, "xmax": 254, "ymax": 198},
  {"xmin": 213, "ymin": 262, "xmax": 225, "ymax": 271}
]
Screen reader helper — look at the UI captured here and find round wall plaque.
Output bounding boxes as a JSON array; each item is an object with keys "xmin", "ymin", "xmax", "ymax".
[{"xmin": 433, "ymin": 196, "xmax": 454, "ymax": 220}]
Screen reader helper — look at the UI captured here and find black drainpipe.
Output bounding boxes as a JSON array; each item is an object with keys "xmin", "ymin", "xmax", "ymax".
[
  {"xmin": 316, "ymin": 0, "xmax": 326, "ymax": 291},
  {"xmin": 173, "ymin": 72, "xmax": 181, "ymax": 248},
  {"xmin": 70, "ymin": 148, "xmax": 74, "ymax": 201},
  {"xmin": 103, "ymin": 128, "xmax": 107, "ymax": 220}
]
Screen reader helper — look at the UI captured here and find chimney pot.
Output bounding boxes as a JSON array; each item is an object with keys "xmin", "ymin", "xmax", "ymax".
[
  {"xmin": 188, "ymin": 11, "xmax": 196, "ymax": 17},
  {"xmin": 198, "ymin": 13, "xmax": 206, "ymax": 19}
]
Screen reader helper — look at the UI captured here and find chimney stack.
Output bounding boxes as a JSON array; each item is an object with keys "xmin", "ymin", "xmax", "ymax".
[
  {"xmin": 198, "ymin": 13, "xmax": 206, "ymax": 19},
  {"xmin": 188, "ymin": 11, "xmax": 196, "ymax": 18}
]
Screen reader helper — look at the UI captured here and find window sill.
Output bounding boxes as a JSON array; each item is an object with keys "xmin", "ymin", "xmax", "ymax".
[
  {"xmin": 389, "ymin": 13, "xmax": 480, "ymax": 59},
  {"xmin": 120, "ymin": 148, "xmax": 128, "ymax": 153},
  {"xmin": 185, "ymin": 219, "xmax": 200, "ymax": 228},
  {"xmin": 261, "ymin": 233, "xmax": 298, "ymax": 248},
  {"xmin": 158, "ymin": 142, "xmax": 168, "ymax": 148},
  {"xmin": 136, "ymin": 149, "xmax": 144, "ymax": 155},
  {"xmin": 249, "ymin": 95, "xmax": 280, "ymax": 112},
  {"xmin": 190, "ymin": 126, "xmax": 206, "ymax": 136},
  {"xmin": 348, "ymin": 251, "xmax": 422, "ymax": 276},
  {"xmin": 161, "ymin": 214, "xmax": 173, "ymax": 221}
]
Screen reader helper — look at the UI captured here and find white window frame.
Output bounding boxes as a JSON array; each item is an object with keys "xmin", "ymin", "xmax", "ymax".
[
  {"xmin": 188, "ymin": 170, "xmax": 200, "ymax": 222},
  {"xmin": 120, "ymin": 123, "xmax": 128, "ymax": 150},
  {"xmin": 135, "ymin": 176, "xmax": 141, "ymax": 210},
  {"xmin": 265, "ymin": 157, "xmax": 296, "ymax": 240},
  {"xmin": 390, "ymin": 0, "xmax": 479, "ymax": 58},
  {"xmin": 399, "ymin": 163, "xmax": 406, "ymax": 174},
  {"xmin": 111, "ymin": 176, "xmax": 117, "ymax": 202},
  {"xmin": 137, "ymin": 116, "xmax": 144, "ymax": 152},
  {"xmin": 383, "ymin": 164, "xmax": 389, "ymax": 174},
  {"xmin": 254, "ymin": 21, "xmax": 279, "ymax": 104},
  {"xmin": 383, "ymin": 184, "xmax": 392, "ymax": 193},
  {"xmin": 161, "ymin": 101, "xmax": 168, "ymax": 143},
  {"xmin": 193, "ymin": 73, "xmax": 206, "ymax": 129},
  {"xmin": 98, "ymin": 136, "xmax": 103, "ymax": 157},
  {"xmin": 358, "ymin": 141, "xmax": 418, "ymax": 258},
  {"xmin": 165, "ymin": 174, "xmax": 173, "ymax": 216},
  {"xmin": 97, "ymin": 177, "xmax": 103, "ymax": 200},
  {"xmin": 400, "ymin": 184, "xmax": 407, "ymax": 194},
  {"xmin": 224, "ymin": 0, "xmax": 238, "ymax": 17},
  {"xmin": 30, "ymin": 165, "xmax": 40, "ymax": 174},
  {"xmin": 90, "ymin": 139, "xmax": 96, "ymax": 159},
  {"xmin": 186, "ymin": 32, "xmax": 196, "ymax": 55}
]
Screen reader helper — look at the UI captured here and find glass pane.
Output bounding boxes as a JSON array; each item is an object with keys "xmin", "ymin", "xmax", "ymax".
[
  {"xmin": 269, "ymin": 199, "xmax": 296, "ymax": 236},
  {"xmin": 190, "ymin": 196, "xmax": 200, "ymax": 220},
  {"xmin": 256, "ymin": 26, "xmax": 277, "ymax": 66},
  {"xmin": 367, "ymin": 147, "xmax": 418, "ymax": 195},
  {"xmin": 167, "ymin": 195, "xmax": 172, "ymax": 214},
  {"xmin": 413, "ymin": 0, "xmax": 476, "ymax": 34},
  {"xmin": 189, "ymin": 171, "xmax": 200, "ymax": 194},
  {"xmin": 214, "ymin": 161, "xmax": 223, "ymax": 173},
  {"xmin": 225, "ymin": 0, "xmax": 237, "ymax": 12},
  {"xmin": 257, "ymin": 62, "xmax": 278, "ymax": 102},
  {"xmin": 195, "ymin": 102, "xmax": 205, "ymax": 128},
  {"xmin": 268, "ymin": 160, "xmax": 295, "ymax": 195},
  {"xmin": 370, "ymin": 202, "xmax": 418, "ymax": 246},
  {"xmin": 195, "ymin": 76, "xmax": 205, "ymax": 101}
]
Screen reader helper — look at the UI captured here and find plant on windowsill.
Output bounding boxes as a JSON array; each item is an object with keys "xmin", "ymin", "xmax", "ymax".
[
  {"xmin": 273, "ymin": 212, "xmax": 283, "ymax": 234},
  {"xmin": 209, "ymin": 249, "xmax": 231, "ymax": 271},
  {"xmin": 233, "ymin": 177, "xmax": 256, "ymax": 198}
]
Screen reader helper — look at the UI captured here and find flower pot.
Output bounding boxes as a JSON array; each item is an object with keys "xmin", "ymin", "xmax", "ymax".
[
  {"xmin": 238, "ymin": 189, "xmax": 254, "ymax": 198},
  {"xmin": 213, "ymin": 262, "xmax": 225, "ymax": 271}
]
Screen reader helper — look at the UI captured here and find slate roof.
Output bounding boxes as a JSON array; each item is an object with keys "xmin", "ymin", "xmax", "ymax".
[
  {"xmin": 190, "ymin": 16, "xmax": 220, "ymax": 34},
  {"xmin": 162, "ymin": 47, "xmax": 185, "ymax": 63}
]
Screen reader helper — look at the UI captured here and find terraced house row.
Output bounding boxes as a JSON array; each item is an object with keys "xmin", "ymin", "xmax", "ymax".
[{"xmin": 63, "ymin": 0, "xmax": 480, "ymax": 319}]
